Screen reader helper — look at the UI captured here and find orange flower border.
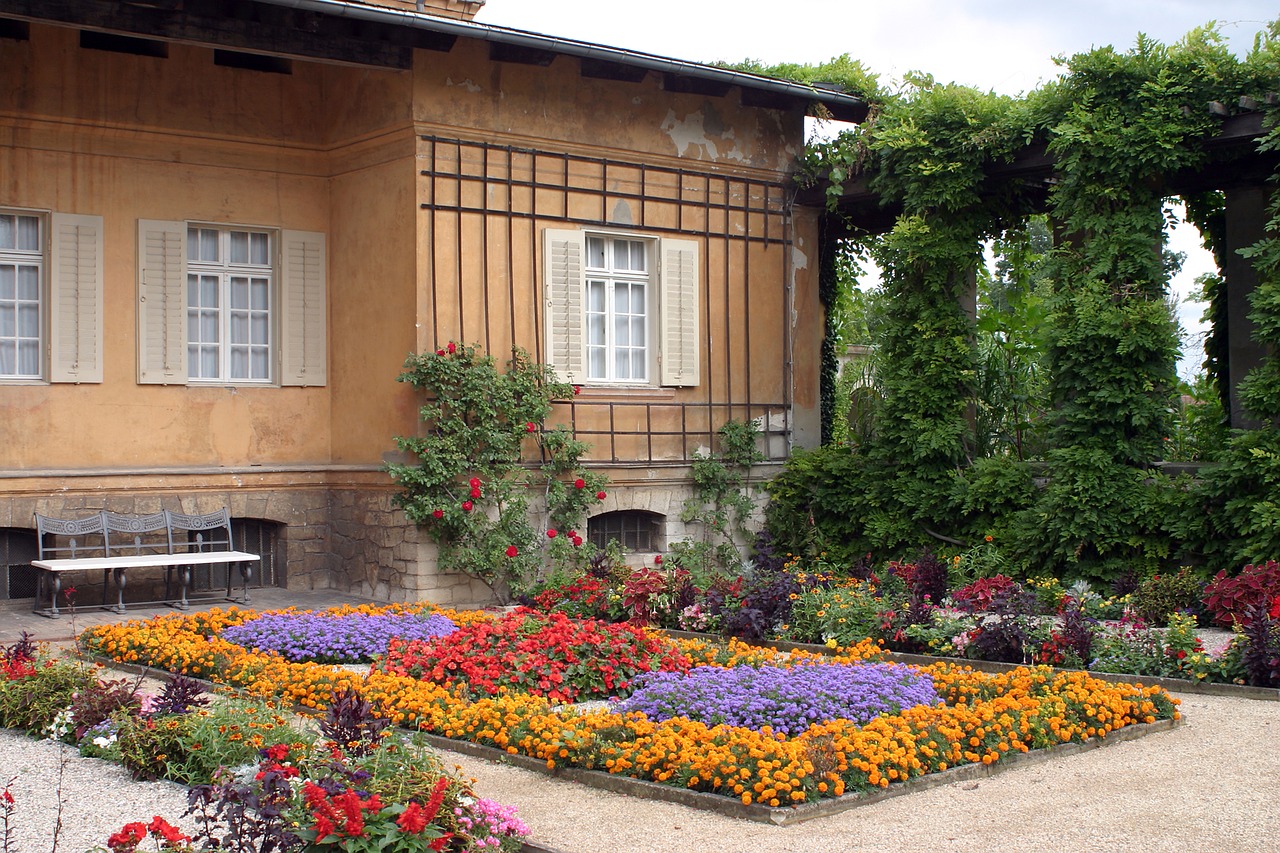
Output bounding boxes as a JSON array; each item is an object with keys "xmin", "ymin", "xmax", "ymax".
[{"xmin": 80, "ymin": 605, "xmax": 1181, "ymax": 815}]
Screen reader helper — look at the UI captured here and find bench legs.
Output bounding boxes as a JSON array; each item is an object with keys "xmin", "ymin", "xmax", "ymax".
[
  {"xmin": 33, "ymin": 570, "xmax": 63, "ymax": 619},
  {"xmin": 227, "ymin": 561, "xmax": 252, "ymax": 605},
  {"xmin": 111, "ymin": 567, "xmax": 128, "ymax": 615}
]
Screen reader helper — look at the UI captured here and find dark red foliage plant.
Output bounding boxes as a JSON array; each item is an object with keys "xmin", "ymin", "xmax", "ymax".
[{"xmin": 1203, "ymin": 561, "xmax": 1280, "ymax": 628}]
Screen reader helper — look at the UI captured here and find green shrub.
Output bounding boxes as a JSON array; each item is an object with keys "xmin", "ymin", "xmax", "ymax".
[
  {"xmin": 0, "ymin": 657, "xmax": 95, "ymax": 735},
  {"xmin": 1131, "ymin": 568, "xmax": 1206, "ymax": 627}
]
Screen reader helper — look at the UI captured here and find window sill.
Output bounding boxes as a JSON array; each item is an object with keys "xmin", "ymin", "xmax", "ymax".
[{"xmin": 572, "ymin": 385, "xmax": 676, "ymax": 400}]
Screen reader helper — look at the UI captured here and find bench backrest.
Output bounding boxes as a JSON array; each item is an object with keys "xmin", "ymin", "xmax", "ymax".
[
  {"xmin": 35, "ymin": 513, "xmax": 109, "ymax": 560},
  {"xmin": 103, "ymin": 511, "xmax": 170, "ymax": 557},
  {"xmin": 166, "ymin": 508, "xmax": 235, "ymax": 553}
]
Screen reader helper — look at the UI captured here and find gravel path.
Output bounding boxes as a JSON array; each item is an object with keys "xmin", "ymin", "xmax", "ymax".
[{"xmin": 3, "ymin": 689, "xmax": 1276, "ymax": 852}]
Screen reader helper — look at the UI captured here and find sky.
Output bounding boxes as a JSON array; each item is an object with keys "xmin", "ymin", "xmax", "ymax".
[{"xmin": 476, "ymin": 1, "xmax": 1278, "ymax": 379}]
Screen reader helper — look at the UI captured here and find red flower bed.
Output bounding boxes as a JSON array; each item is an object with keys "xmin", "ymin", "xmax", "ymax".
[{"xmin": 378, "ymin": 610, "xmax": 691, "ymax": 704}]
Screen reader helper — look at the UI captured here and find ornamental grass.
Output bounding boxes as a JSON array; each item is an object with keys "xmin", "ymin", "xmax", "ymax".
[{"xmin": 80, "ymin": 605, "xmax": 1181, "ymax": 808}]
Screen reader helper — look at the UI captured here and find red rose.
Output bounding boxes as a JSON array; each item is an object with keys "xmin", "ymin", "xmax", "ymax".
[
  {"xmin": 596, "ymin": 491, "xmax": 607, "ymax": 500},
  {"xmin": 461, "ymin": 501, "xmax": 473, "ymax": 512},
  {"xmin": 546, "ymin": 529, "xmax": 557, "ymax": 539},
  {"xmin": 469, "ymin": 477, "xmax": 481, "ymax": 488},
  {"xmin": 505, "ymin": 545, "xmax": 519, "ymax": 558},
  {"xmin": 447, "ymin": 342, "xmax": 457, "ymax": 354},
  {"xmin": 470, "ymin": 487, "xmax": 481, "ymax": 498},
  {"xmin": 573, "ymin": 385, "xmax": 581, "ymax": 395},
  {"xmin": 574, "ymin": 478, "xmax": 586, "ymax": 489},
  {"xmin": 432, "ymin": 509, "xmax": 443, "ymax": 519},
  {"xmin": 526, "ymin": 422, "xmax": 537, "ymax": 433},
  {"xmin": 571, "ymin": 535, "xmax": 583, "ymax": 547},
  {"xmin": 653, "ymin": 555, "xmax": 663, "ymax": 565},
  {"xmin": 436, "ymin": 349, "xmax": 445, "ymax": 356}
]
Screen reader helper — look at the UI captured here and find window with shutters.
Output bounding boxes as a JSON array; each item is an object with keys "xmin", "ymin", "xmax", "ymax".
[
  {"xmin": 544, "ymin": 229, "xmax": 699, "ymax": 388},
  {"xmin": 138, "ymin": 221, "xmax": 326, "ymax": 387},
  {"xmin": 0, "ymin": 208, "xmax": 103, "ymax": 384}
]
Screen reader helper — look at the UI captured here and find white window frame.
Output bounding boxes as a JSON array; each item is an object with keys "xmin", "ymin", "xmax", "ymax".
[
  {"xmin": 0, "ymin": 210, "xmax": 44, "ymax": 380},
  {"xmin": 185, "ymin": 225, "xmax": 274, "ymax": 384},
  {"xmin": 584, "ymin": 233, "xmax": 653, "ymax": 384}
]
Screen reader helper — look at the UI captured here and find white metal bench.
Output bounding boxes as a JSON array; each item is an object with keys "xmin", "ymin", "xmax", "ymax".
[{"xmin": 33, "ymin": 509, "xmax": 260, "ymax": 617}]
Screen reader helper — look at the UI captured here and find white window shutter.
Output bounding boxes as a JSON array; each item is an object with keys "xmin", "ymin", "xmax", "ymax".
[
  {"xmin": 279, "ymin": 230, "xmax": 327, "ymax": 387},
  {"xmin": 543, "ymin": 229, "xmax": 586, "ymax": 381},
  {"xmin": 659, "ymin": 237, "xmax": 699, "ymax": 387},
  {"xmin": 137, "ymin": 220, "xmax": 186, "ymax": 384},
  {"xmin": 48, "ymin": 213, "xmax": 104, "ymax": 383}
]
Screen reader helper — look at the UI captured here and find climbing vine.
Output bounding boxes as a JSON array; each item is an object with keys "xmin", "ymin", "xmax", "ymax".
[
  {"xmin": 760, "ymin": 20, "xmax": 1280, "ymax": 579},
  {"xmin": 387, "ymin": 344, "xmax": 607, "ymax": 603}
]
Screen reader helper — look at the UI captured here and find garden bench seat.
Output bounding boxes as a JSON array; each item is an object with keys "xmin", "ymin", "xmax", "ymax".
[{"xmin": 32, "ymin": 509, "xmax": 259, "ymax": 618}]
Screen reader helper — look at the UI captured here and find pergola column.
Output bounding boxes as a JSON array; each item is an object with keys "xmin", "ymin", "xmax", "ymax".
[{"xmin": 1222, "ymin": 184, "xmax": 1270, "ymax": 429}]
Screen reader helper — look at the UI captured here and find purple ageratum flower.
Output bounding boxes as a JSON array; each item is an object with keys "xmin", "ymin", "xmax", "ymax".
[
  {"xmin": 221, "ymin": 612, "xmax": 457, "ymax": 664},
  {"xmin": 617, "ymin": 662, "xmax": 940, "ymax": 736}
]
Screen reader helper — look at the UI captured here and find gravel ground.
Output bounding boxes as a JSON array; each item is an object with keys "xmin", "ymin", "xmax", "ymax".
[{"xmin": 3, "ymin": 689, "xmax": 1277, "ymax": 853}]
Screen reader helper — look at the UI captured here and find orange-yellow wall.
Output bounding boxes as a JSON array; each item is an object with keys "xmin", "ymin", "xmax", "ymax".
[{"xmin": 1, "ymin": 21, "xmax": 822, "ymax": 476}]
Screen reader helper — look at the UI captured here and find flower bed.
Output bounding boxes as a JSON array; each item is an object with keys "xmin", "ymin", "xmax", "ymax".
[
  {"xmin": 223, "ymin": 610, "xmax": 458, "ymax": 663},
  {"xmin": 80, "ymin": 604, "xmax": 1181, "ymax": 810}
]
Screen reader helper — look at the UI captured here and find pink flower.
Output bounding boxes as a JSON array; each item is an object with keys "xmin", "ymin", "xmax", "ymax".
[{"xmin": 461, "ymin": 501, "xmax": 473, "ymax": 512}]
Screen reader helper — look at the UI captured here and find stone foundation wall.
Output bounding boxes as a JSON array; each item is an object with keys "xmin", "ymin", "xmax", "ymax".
[{"xmin": 1, "ymin": 462, "xmax": 783, "ymax": 609}]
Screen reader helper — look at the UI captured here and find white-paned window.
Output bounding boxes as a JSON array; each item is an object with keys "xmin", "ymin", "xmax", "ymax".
[
  {"xmin": 544, "ymin": 229, "xmax": 699, "ymax": 388},
  {"xmin": 0, "ymin": 213, "xmax": 42, "ymax": 379},
  {"xmin": 186, "ymin": 226, "xmax": 273, "ymax": 382},
  {"xmin": 0, "ymin": 209, "xmax": 103, "ymax": 384},
  {"xmin": 138, "ymin": 221, "xmax": 325, "ymax": 387},
  {"xmin": 585, "ymin": 235, "xmax": 649, "ymax": 382}
]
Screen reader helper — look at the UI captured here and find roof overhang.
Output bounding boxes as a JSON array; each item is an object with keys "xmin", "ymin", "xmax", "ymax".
[{"xmin": 1, "ymin": 0, "xmax": 869, "ymax": 123}]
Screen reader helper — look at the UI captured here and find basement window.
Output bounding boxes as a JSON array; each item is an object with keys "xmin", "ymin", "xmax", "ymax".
[{"xmin": 588, "ymin": 510, "xmax": 663, "ymax": 553}]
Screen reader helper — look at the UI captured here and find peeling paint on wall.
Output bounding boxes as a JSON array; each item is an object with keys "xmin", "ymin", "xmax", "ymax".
[
  {"xmin": 661, "ymin": 104, "xmax": 749, "ymax": 163},
  {"xmin": 445, "ymin": 77, "xmax": 482, "ymax": 93}
]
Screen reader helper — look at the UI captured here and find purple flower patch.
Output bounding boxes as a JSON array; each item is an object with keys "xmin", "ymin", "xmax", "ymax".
[
  {"xmin": 221, "ymin": 611, "xmax": 457, "ymax": 664},
  {"xmin": 617, "ymin": 662, "xmax": 940, "ymax": 736}
]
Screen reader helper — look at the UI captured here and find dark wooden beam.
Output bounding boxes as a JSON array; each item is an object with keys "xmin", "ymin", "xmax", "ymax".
[
  {"xmin": 489, "ymin": 41, "xmax": 557, "ymax": 67},
  {"xmin": 579, "ymin": 57, "xmax": 649, "ymax": 83},
  {"xmin": 0, "ymin": 0, "xmax": 453, "ymax": 69}
]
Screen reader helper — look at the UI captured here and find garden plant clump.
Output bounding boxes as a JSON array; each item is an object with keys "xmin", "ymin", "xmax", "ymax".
[{"xmin": 82, "ymin": 603, "xmax": 1181, "ymax": 810}]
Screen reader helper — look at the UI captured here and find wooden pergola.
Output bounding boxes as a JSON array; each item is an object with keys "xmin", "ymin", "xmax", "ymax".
[{"xmin": 808, "ymin": 108, "xmax": 1280, "ymax": 430}]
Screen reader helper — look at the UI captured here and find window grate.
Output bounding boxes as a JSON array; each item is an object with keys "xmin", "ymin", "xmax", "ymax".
[{"xmin": 0, "ymin": 528, "xmax": 38, "ymax": 600}]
